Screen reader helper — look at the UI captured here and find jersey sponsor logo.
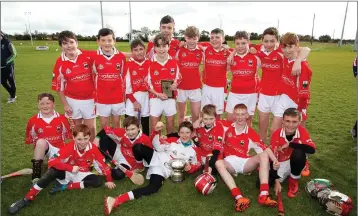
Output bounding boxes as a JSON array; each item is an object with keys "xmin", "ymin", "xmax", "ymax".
[
  {"xmin": 132, "ymin": 70, "xmax": 137, "ymax": 76},
  {"xmin": 154, "ymin": 80, "xmax": 161, "ymax": 85},
  {"xmin": 154, "ymin": 70, "xmax": 159, "ymax": 76},
  {"xmin": 66, "ymin": 68, "xmax": 71, "ymax": 74},
  {"xmin": 70, "ymin": 73, "xmax": 92, "ymax": 81},
  {"xmin": 261, "ymin": 63, "xmax": 280, "ymax": 69},
  {"xmin": 133, "ymin": 79, "xmax": 142, "ymax": 85},
  {"xmin": 205, "ymin": 59, "xmax": 227, "ymax": 65},
  {"xmin": 98, "ymin": 74, "xmax": 121, "ymax": 80},
  {"xmin": 98, "ymin": 64, "xmax": 104, "ymax": 70},
  {"xmin": 281, "ymin": 75, "xmax": 295, "ymax": 86},
  {"xmin": 116, "ymin": 63, "xmax": 121, "ymax": 70},
  {"xmin": 181, "ymin": 62, "xmax": 200, "ymax": 67},
  {"xmin": 232, "ymin": 70, "xmax": 254, "ymax": 76},
  {"xmin": 83, "ymin": 62, "xmax": 89, "ymax": 69}
]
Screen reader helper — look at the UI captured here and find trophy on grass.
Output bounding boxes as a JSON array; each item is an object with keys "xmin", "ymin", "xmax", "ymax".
[
  {"xmin": 161, "ymin": 80, "xmax": 174, "ymax": 99},
  {"xmin": 165, "ymin": 158, "xmax": 187, "ymax": 182}
]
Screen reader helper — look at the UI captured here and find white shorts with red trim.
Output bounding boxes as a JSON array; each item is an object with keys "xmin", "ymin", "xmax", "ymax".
[
  {"xmin": 224, "ymin": 155, "xmax": 249, "ymax": 174},
  {"xmin": 277, "ymin": 159, "xmax": 291, "ymax": 183},
  {"xmin": 201, "ymin": 84, "xmax": 225, "ymax": 115},
  {"xmin": 177, "ymin": 89, "xmax": 202, "ymax": 103},
  {"xmin": 273, "ymin": 94, "xmax": 298, "ymax": 117},
  {"xmin": 149, "ymin": 98, "xmax": 177, "ymax": 117},
  {"xmin": 257, "ymin": 93, "xmax": 280, "ymax": 113},
  {"xmin": 57, "ymin": 171, "xmax": 93, "ymax": 185},
  {"xmin": 44, "ymin": 141, "xmax": 60, "ymax": 158},
  {"xmin": 226, "ymin": 92, "xmax": 258, "ymax": 115},
  {"xmin": 125, "ymin": 91, "xmax": 150, "ymax": 117},
  {"xmin": 65, "ymin": 96, "xmax": 95, "ymax": 120},
  {"xmin": 96, "ymin": 102, "xmax": 125, "ymax": 117}
]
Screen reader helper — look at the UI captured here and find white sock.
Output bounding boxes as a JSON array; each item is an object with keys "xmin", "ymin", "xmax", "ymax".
[
  {"xmin": 34, "ymin": 184, "xmax": 43, "ymax": 191},
  {"xmin": 128, "ymin": 191, "xmax": 135, "ymax": 200},
  {"xmin": 290, "ymin": 173, "xmax": 301, "ymax": 179},
  {"xmin": 235, "ymin": 195, "xmax": 242, "ymax": 200},
  {"xmin": 260, "ymin": 191, "xmax": 269, "ymax": 196},
  {"xmin": 80, "ymin": 181, "xmax": 85, "ymax": 189}
]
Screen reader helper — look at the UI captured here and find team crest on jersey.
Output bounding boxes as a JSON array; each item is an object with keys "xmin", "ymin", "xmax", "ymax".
[
  {"xmin": 218, "ymin": 136, "xmax": 223, "ymax": 142},
  {"xmin": 154, "ymin": 70, "xmax": 159, "ymax": 76},
  {"xmin": 83, "ymin": 62, "xmax": 89, "ymax": 69},
  {"xmin": 196, "ymin": 53, "xmax": 201, "ymax": 58},
  {"xmin": 182, "ymin": 52, "xmax": 186, "ymax": 57},
  {"xmin": 70, "ymin": 160, "xmax": 75, "ymax": 165},
  {"xmin": 98, "ymin": 64, "xmax": 104, "ymax": 70},
  {"xmin": 208, "ymin": 135, "xmax": 213, "ymax": 141},
  {"xmin": 170, "ymin": 68, "xmax": 175, "ymax": 74},
  {"xmin": 224, "ymin": 52, "xmax": 227, "ymax": 57},
  {"xmin": 228, "ymin": 132, "xmax": 232, "ymax": 138},
  {"xmin": 132, "ymin": 70, "xmax": 137, "ymax": 76},
  {"xmin": 197, "ymin": 133, "xmax": 201, "ymax": 138},
  {"xmin": 66, "ymin": 68, "xmax": 71, "ymax": 74},
  {"xmin": 86, "ymin": 159, "xmax": 91, "ymax": 164},
  {"xmin": 248, "ymin": 60, "xmax": 253, "ymax": 66},
  {"xmin": 273, "ymin": 57, "xmax": 278, "ymax": 61},
  {"xmin": 38, "ymin": 128, "xmax": 43, "ymax": 133},
  {"xmin": 56, "ymin": 125, "xmax": 61, "ymax": 133},
  {"xmin": 52, "ymin": 73, "xmax": 55, "ymax": 80},
  {"xmin": 208, "ymin": 51, "xmax": 213, "ymax": 55},
  {"xmin": 116, "ymin": 63, "xmax": 121, "ymax": 70},
  {"xmin": 302, "ymin": 81, "xmax": 308, "ymax": 88},
  {"xmin": 240, "ymin": 140, "xmax": 245, "ymax": 146}
]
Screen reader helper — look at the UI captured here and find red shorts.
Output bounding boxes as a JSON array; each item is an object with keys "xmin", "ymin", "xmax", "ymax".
[{"xmin": 297, "ymin": 97, "xmax": 310, "ymax": 121}]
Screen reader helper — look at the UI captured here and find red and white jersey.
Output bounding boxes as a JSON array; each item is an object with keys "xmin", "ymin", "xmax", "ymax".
[
  {"xmin": 52, "ymin": 50, "xmax": 95, "ymax": 100},
  {"xmin": 202, "ymin": 46, "xmax": 231, "ymax": 88},
  {"xmin": 255, "ymin": 44, "xmax": 284, "ymax": 96},
  {"xmin": 25, "ymin": 111, "xmax": 71, "ymax": 149},
  {"xmin": 176, "ymin": 46, "xmax": 203, "ymax": 90},
  {"xmin": 146, "ymin": 55, "xmax": 181, "ymax": 99},
  {"xmin": 92, "ymin": 48, "xmax": 126, "ymax": 104},
  {"xmin": 147, "ymin": 38, "xmax": 180, "ymax": 58},
  {"xmin": 125, "ymin": 58, "xmax": 150, "ymax": 97},
  {"xmin": 270, "ymin": 126, "xmax": 316, "ymax": 162},
  {"xmin": 278, "ymin": 58, "xmax": 312, "ymax": 103},
  {"xmin": 230, "ymin": 52, "xmax": 260, "ymax": 94},
  {"xmin": 224, "ymin": 124, "xmax": 266, "ymax": 158},
  {"xmin": 195, "ymin": 121, "xmax": 225, "ymax": 157},
  {"xmin": 48, "ymin": 141, "xmax": 112, "ymax": 182},
  {"xmin": 103, "ymin": 126, "xmax": 152, "ymax": 169}
]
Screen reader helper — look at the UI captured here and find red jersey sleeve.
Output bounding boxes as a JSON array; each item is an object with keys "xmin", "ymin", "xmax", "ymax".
[
  {"xmin": 48, "ymin": 144, "xmax": 74, "ymax": 172},
  {"xmin": 269, "ymin": 129, "xmax": 281, "ymax": 152},
  {"xmin": 104, "ymin": 127, "xmax": 125, "ymax": 145},
  {"xmin": 92, "ymin": 146, "xmax": 113, "ymax": 182},
  {"xmin": 213, "ymin": 125, "xmax": 225, "ymax": 152},
  {"xmin": 298, "ymin": 128, "xmax": 316, "ymax": 150},
  {"xmin": 59, "ymin": 114, "xmax": 72, "ymax": 140},
  {"xmin": 248, "ymin": 128, "xmax": 267, "ymax": 152},
  {"xmin": 146, "ymin": 41, "xmax": 155, "ymax": 58},
  {"xmin": 141, "ymin": 135, "xmax": 153, "ymax": 149},
  {"xmin": 297, "ymin": 61, "xmax": 312, "ymax": 99},
  {"xmin": 25, "ymin": 117, "xmax": 35, "ymax": 144},
  {"xmin": 51, "ymin": 57, "xmax": 62, "ymax": 91}
]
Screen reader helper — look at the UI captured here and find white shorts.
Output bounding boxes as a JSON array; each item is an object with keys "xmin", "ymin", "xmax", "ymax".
[
  {"xmin": 257, "ymin": 94, "xmax": 280, "ymax": 113},
  {"xmin": 125, "ymin": 91, "xmax": 150, "ymax": 117},
  {"xmin": 201, "ymin": 85, "xmax": 225, "ymax": 114},
  {"xmin": 65, "ymin": 96, "xmax": 95, "ymax": 120},
  {"xmin": 177, "ymin": 89, "xmax": 202, "ymax": 103},
  {"xmin": 96, "ymin": 102, "xmax": 125, "ymax": 117},
  {"xmin": 273, "ymin": 94, "xmax": 298, "ymax": 117},
  {"xmin": 226, "ymin": 92, "xmax": 258, "ymax": 115},
  {"xmin": 45, "ymin": 141, "xmax": 60, "ymax": 158},
  {"xmin": 57, "ymin": 171, "xmax": 93, "ymax": 185},
  {"xmin": 149, "ymin": 98, "xmax": 177, "ymax": 117},
  {"xmin": 112, "ymin": 145, "xmax": 131, "ymax": 169},
  {"xmin": 224, "ymin": 155, "xmax": 249, "ymax": 174},
  {"xmin": 277, "ymin": 160, "xmax": 291, "ymax": 183}
]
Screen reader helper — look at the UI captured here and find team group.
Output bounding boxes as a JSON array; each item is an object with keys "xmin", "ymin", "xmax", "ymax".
[{"xmin": 7, "ymin": 14, "xmax": 318, "ymax": 215}]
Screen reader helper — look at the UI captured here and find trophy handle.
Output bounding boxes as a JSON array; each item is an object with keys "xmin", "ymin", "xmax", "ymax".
[{"xmin": 164, "ymin": 162, "xmax": 172, "ymax": 170}]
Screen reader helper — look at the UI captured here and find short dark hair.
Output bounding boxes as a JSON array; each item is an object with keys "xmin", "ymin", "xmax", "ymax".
[
  {"xmin": 283, "ymin": 108, "xmax": 301, "ymax": 120},
  {"xmin": 178, "ymin": 121, "xmax": 194, "ymax": 132},
  {"xmin": 97, "ymin": 28, "xmax": 115, "ymax": 40},
  {"xmin": 234, "ymin": 31, "xmax": 250, "ymax": 41},
  {"xmin": 160, "ymin": 15, "xmax": 175, "ymax": 25},
  {"xmin": 58, "ymin": 30, "xmax": 77, "ymax": 46},
  {"xmin": 211, "ymin": 28, "xmax": 224, "ymax": 36},
  {"xmin": 130, "ymin": 39, "xmax": 145, "ymax": 50},
  {"xmin": 38, "ymin": 93, "xmax": 55, "ymax": 103},
  {"xmin": 262, "ymin": 27, "xmax": 279, "ymax": 41},
  {"xmin": 73, "ymin": 124, "xmax": 91, "ymax": 138},
  {"xmin": 123, "ymin": 116, "xmax": 139, "ymax": 129},
  {"xmin": 153, "ymin": 33, "xmax": 169, "ymax": 47}
]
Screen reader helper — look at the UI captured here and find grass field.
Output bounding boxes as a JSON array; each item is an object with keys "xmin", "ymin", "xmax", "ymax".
[{"xmin": 1, "ymin": 40, "xmax": 357, "ymax": 216}]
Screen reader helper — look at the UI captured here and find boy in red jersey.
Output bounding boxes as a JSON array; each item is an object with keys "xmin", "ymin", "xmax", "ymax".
[
  {"xmin": 146, "ymin": 33, "xmax": 181, "ymax": 134},
  {"xmin": 8, "ymin": 124, "xmax": 115, "ymax": 215},
  {"xmin": 175, "ymin": 26, "xmax": 203, "ymax": 125},
  {"xmin": 26, "ymin": 93, "xmax": 72, "ymax": 183},
  {"xmin": 270, "ymin": 108, "xmax": 316, "ymax": 198},
  {"xmin": 52, "ymin": 30, "xmax": 96, "ymax": 141},
  {"xmin": 125, "ymin": 39, "xmax": 151, "ymax": 135},
  {"xmin": 226, "ymin": 31, "xmax": 260, "ymax": 126},
  {"xmin": 271, "ymin": 32, "xmax": 312, "ymax": 129},
  {"xmin": 146, "ymin": 15, "xmax": 180, "ymax": 59},
  {"xmin": 92, "ymin": 28, "xmax": 126, "ymax": 129},
  {"xmin": 201, "ymin": 28, "xmax": 231, "ymax": 119},
  {"xmin": 215, "ymin": 104, "xmax": 279, "ymax": 212},
  {"xmin": 93, "ymin": 116, "xmax": 153, "ymax": 179}
]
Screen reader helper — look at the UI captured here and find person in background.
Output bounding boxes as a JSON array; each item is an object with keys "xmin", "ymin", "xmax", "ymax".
[{"xmin": 1, "ymin": 31, "xmax": 17, "ymax": 103}]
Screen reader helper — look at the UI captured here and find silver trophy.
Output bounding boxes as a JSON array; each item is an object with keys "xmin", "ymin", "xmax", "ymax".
[{"xmin": 165, "ymin": 158, "xmax": 187, "ymax": 182}]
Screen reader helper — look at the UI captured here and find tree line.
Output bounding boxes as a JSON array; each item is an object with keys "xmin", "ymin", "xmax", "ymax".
[{"xmin": 3, "ymin": 27, "xmax": 355, "ymax": 44}]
